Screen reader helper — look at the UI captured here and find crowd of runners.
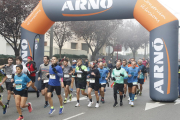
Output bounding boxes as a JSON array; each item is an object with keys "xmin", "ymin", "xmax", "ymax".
[{"xmin": 0, "ymin": 56, "xmax": 149, "ymax": 120}]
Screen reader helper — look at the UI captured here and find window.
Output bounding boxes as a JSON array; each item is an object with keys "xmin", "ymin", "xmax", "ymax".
[
  {"xmin": 71, "ymin": 43, "xmax": 77, "ymax": 49},
  {"xmin": 82, "ymin": 43, "xmax": 89, "ymax": 53},
  {"xmin": 44, "ymin": 41, "xmax": 47, "ymax": 46}
]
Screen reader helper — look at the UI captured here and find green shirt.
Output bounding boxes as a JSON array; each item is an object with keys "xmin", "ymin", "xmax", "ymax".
[
  {"xmin": 75, "ymin": 65, "xmax": 87, "ymax": 82},
  {"xmin": 111, "ymin": 68, "xmax": 128, "ymax": 84}
]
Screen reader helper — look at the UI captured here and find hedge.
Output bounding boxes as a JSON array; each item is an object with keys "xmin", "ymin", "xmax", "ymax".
[{"xmin": 0, "ymin": 54, "xmax": 15, "ymax": 59}]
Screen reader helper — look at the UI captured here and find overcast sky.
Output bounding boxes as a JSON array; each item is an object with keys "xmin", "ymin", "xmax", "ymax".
[{"xmin": 158, "ymin": 0, "xmax": 180, "ymax": 20}]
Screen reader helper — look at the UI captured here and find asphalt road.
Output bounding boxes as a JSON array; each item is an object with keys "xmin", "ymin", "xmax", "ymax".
[{"xmin": 1, "ymin": 77, "xmax": 180, "ymax": 120}]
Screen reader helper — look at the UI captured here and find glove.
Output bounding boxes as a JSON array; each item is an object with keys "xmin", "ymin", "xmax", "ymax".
[
  {"xmin": 53, "ymin": 68, "xmax": 57, "ymax": 73},
  {"xmin": 133, "ymin": 76, "xmax": 137, "ymax": 79},
  {"xmin": 112, "ymin": 77, "xmax": 116, "ymax": 81},
  {"xmin": 120, "ymin": 73, "xmax": 124, "ymax": 77},
  {"xmin": 25, "ymin": 87, "xmax": 29, "ymax": 91},
  {"xmin": 47, "ymin": 74, "xmax": 49, "ymax": 78}
]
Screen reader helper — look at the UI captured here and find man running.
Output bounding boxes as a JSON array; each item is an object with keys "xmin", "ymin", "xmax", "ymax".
[
  {"xmin": 26, "ymin": 56, "xmax": 40, "ymax": 98},
  {"xmin": 87, "ymin": 62, "xmax": 100, "ymax": 108},
  {"xmin": 0, "ymin": 70, "xmax": 8, "ymax": 114},
  {"xmin": 112, "ymin": 62, "xmax": 128, "ymax": 107},
  {"xmin": 137, "ymin": 59, "xmax": 147, "ymax": 96},
  {"xmin": 98, "ymin": 62, "xmax": 110, "ymax": 104},
  {"xmin": 73, "ymin": 59, "xmax": 88, "ymax": 107},
  {"xmin": 14, "ymin": 65, "xmax": 33, "ymax": 120},
  {"xmin": 62, "ymin": 59, "xmax": 73, "ymax": 104},
  {"xmin": 71, "ymin": 60, "xmax": 77, "ymax": 92},
  {"xmin": 121, "ymin": 59, "xmax": 128, "ymax": 98},
  {"xmin": 47, "ymin": 56, "xmax": 64, "ymax": 115},
  {"xmin": 127, "ymin": 61, "xmax": 140, "ymax": 107},
  {"xmin": 38, "ymin": 56, "xmax": 51, "ymax": 108},
  {"xmin": 0, "ymin": 57, "xmax": 14, "ymax": 107}
]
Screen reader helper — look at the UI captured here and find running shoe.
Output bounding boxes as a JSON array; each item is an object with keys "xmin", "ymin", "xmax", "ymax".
[
  {"xmin": 6, "ymin": 103, "xmax": 9, "ymax": 108},
  {"xmin": 131, "ymin": 101, "xmax": 134, "ymax": 107},
  {"xmin": 136, "ymin": 89, "xmax": 140, "ymax": 95},
  {"xmin": 75, "ymin": 103, "xmax": 80, "ymax": 107},
  {"xmin": 59, "ymin": 107, "xmax": 64, "ymax": 115},
  {"xmin": 128, "ymin": 97, "xmax": 130, "ymax": 101},
  {"xmin": 37, "ymin": 90, "xmax": 40, "ymax": 98},
  {"xmin": 16, "ymin": 116, "xmax": 24, "ymax": 120},
  {"xmin": 120, "ymin": 102, "xmax": 123, "ymax": 106},
  {"xmin": 28, "ymin": 102, "xmax": 33, "ymax": 113},
  {"xmin": 139, "ymin": 92, "xmax": 142, "ymax": 96},
  {"xmin": 87, "ymin": 102, "xmax": 93, "ymax": 107},
  {"xmin": 113, "ymin": 102, "xmax": 118, "ymax": 107},
  {"xmin": 129, "ymin": 100, "xmax": 132, "ymax": 105},
  {"xmin": 95, "ymin": 103, "xmax": 99, "ymax": 108},
  {"xmin": 3, "ymin": 104, "xmax": 7, "ymax": 114},
  {"xmin": 101, "ymin": 98, "xmax": 105, "ymax": 104},
  {"xmin": 134, "ymin": 95, "xmax": 137, "ymax": 100},
  {"xmin": 69, "ymin": 94, "xmax": 72, "ymax": 101},
  {"xmin": 63, "ymin": 93, "xmax": 65, "ymax": 96},
  {"xmin": 44, "ymin": 103, "xmax": 49, "ymax": 108},
  {"xmin": 63, "ymin": 99, "xmax": 67, "ymax": 104},
  {"xmin": 49, "ymin": 108, "xmax": 55, "ymax": 115},
  {"xmin": 70, "ymin": 88, "xmax": 73, "ymax": 92},
  {"xmin": 124, "ymin": 94, "xmax": 126, "ymax": 98}
]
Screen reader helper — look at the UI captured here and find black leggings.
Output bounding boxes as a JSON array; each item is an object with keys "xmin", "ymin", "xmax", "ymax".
[{"xmin": 113, "ymin": 83, "xmax": 124, "ymax": 103}]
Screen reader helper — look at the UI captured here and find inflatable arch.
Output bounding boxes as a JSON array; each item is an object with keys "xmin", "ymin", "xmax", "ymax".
[{"xmin": 21, "ymin": 0, "xmax": 179, "ymax": 102}]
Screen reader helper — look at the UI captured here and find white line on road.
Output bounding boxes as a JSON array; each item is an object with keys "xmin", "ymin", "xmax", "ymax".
[{"xmin": 63, "ymin": 112, "xmax": 85, "ymax": 120}]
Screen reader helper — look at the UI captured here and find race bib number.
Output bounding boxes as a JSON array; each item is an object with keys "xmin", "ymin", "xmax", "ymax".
[
  {"xmin": 77, "ymin": 74, "xmax": 82, "ymax": 78},
  {"xmin": 50, "ymin": 74, "xmax": 56, "ymax": 79},
  {"xmin": 16, "ymin": 84, "xmax": 22, "ymax": 90},
  {"xmin": 64, "ymin": 74, "xmax": 70, "ymax": 78},
  {"xmin": 43, "ymin": 79, "xmax": 49, "ymax": 83},
  {"xmin": 90, "ymin": 78, "xmax": 95, "ymax": 83},
  {"xmin": 133, "ymin": 82, "xmax": 137, "ymax": 85},
  {"xmin": 115, "ymin": 76, "xmax": 120, "ymax": 80},
  {"xmin": 7, "ymin": 75, "xmax": 12, "ymax": 79}
]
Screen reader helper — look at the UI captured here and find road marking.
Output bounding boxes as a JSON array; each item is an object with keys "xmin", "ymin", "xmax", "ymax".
[
  {"xmin": 63, "ymin": 112, "xmax": 85, "ymax": 120},
  {"xmin": 145, "ymin": 102, "xmax": 165, "ymax": 111},
  {"xmin": 174, "ymin": 99, "xmax": 180, "ymax": 105}
]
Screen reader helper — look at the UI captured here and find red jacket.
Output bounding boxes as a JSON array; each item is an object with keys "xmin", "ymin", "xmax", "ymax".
[{"xmin": 26, "ymin": 61, "xmax": 37, "ymax": 77}]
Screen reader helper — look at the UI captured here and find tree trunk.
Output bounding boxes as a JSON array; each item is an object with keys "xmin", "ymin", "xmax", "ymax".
[
  {"xmin": 144, "ymin": 43, "xmax": 146, "ymax": 59},
  {"xmin": 14, "ymin": 49, "xmax": 20, "ymax": 57},
  {"xmin": 59, "ymin": 47, "xmax": 62, "ymax": 59},
  {"xmin": 91, "ymin": 52, "xmax": 96, "ymax": 61},
  {"xmin": 132, "ymin": 50, "xmax": 136, "ymax": 59}
]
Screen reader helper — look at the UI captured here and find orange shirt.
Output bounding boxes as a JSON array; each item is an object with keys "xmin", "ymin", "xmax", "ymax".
[{"xmin": 128, "ymin": 64, "xmax": 138, "ymax": 67}]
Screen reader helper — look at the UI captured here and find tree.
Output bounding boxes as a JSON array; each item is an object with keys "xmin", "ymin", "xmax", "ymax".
[
  {"xmin": 46, "ymin": 22, "xmax": 73, "ymax": 58},
  {"xmin": 113, "ymin": 20, "xmax": 149, "ymax": 59},
  {"xmin": 70, "ymin": 20, "xmax": 122, "ymax": 60},
  {"xmin": 0, "ymin": 0, "xmax": 38, "ymax": 56}
]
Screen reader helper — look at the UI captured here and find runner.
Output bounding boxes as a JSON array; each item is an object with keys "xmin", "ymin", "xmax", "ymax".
[
  {"xmin": 137, "ymin": 59, "xmax": 147, "ymax": 96},
  {"xmin": 112, "ymin": 62, "xmax": 128, "ymax": 107},
  {"xmin": 13, "ymin": 65, "xmax": 33, "ymax": 120},
  {"xmin": 70, "ymin": 60, "xmax": 77, "ymax": 92},
  {"xmin": 87, "ymin": 62, "xmax": 100, "ymax": 108},
  {"xmin": 47, "ymin": 56, "xmax": 64, "ymax": 115},
  {"xmin": 121, "ymin": 59, "xmax": 128, "ymax": 98},
  {"xmin": 86, "ymin": 62, "xmax": 91, "ymax": 88},
  {"xmin": 73, "ymin": 59, "xmax": 88, "ymax": 107},
  {"xmin": 0, "ymin": 57, "xmax": 14, "ymax": 107},
  {"xmin": 62, "ymin": 59, "xmax": 73, "ymax": 104},
  {"xmin": 127, "ymin": 61, "xmax": 140, "ymax": 107},
  {"xmin": 0, "ymin": 70, "xmax": 8, "ymax": 114},
  {"xmin": 98, "ymin": 62, "xmax": 110, "ymax": 104},
  {"xmin": 26, "ymin": 56, "xmax": 40, "ymax": 98},
  {"xmin": 38, "ymin": 56, "xmax": 51, "ymax": 108}
]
